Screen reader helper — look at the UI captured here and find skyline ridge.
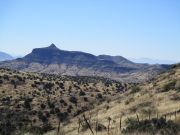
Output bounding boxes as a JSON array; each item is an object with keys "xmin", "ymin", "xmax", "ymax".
[{"xmin": 0, "ymin": 43, "xmax": 178, "ymax": 64}]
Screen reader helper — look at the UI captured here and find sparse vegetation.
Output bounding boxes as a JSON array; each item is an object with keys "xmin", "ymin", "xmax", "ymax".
[
  {"xmin": 0, "ymin": 64, "xmax": 179, "ymax": 135},
  {"xmin": 130, "ymin": 85, "xmax": 141, "ymax": 94},
  {"xmin": 122, "ymin": 117, "xmax": 180, "ymax": 135},
  {"xmin": 163, "ymin": 80, "xmax": 176, "ymax": 92},
  {"xmin": 0, "ymin": 67, "xmax": 126, "ymax": 134}
]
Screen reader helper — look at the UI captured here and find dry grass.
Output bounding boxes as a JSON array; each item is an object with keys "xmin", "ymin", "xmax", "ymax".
[
  {"xmin": 0, "ymin": 64, "xmax": 180, "ymax": 135},
  {"xmin": 45, "ymin": 64, "xmax": 180, "ymax": 135}
]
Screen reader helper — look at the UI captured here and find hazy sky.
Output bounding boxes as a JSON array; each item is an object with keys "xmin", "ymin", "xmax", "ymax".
[{"xmin": 0, "ymin": 0, "xmax": 179, "ymax": 62}]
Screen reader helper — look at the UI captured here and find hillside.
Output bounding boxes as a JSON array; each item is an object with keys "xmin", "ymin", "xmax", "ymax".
[
  {"xmin": 0, "ymin": 67, "xmax": 128, "ymax": 134},
  {"xmin": 0, "ymin": 44, "xmax": 169, "ymax": 82},
  {"xmin": 0, "ymin": 51, "xmax": 13, "ymax": 61},
  {"xmin": 0, "ymin": 64, "xmax": 179, "ymax": 135},
  {"xmin": 46, "ymin": 63, "xmax": 180, "ymax": 135}
]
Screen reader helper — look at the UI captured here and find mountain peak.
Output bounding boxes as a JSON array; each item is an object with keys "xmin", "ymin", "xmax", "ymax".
[{"xmin": 49, "ymin": 43, "xmax": 57, "ymax": 48}]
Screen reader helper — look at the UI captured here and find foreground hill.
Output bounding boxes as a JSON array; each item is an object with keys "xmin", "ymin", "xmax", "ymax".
[
  {"xmin": 46, "ymin": 63, "xmax": 180, "ymax": 135},
  {"xmin": 0, "ymin": 44, "xmax": 169, "ymax": 82},
  {"xmin": 0, "ymin": 51, "xmax": 13, "ymax": 61},
  {"xmin": 0, "ymin": 68, "xmax": 128, "ymax": 134},
  {"xmin": 0, "ymin": 64, "xmax": 179, "ymax": 135}
]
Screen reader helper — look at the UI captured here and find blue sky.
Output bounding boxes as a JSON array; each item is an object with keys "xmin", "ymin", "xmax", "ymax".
[{"xmin": 0, "ymin": 0, "xmax": 179, "ymax": 62}]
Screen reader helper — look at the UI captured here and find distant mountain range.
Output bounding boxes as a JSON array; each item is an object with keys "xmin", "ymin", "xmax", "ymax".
[
  {"xmin": 0, "ymin": 51, "xmax": 14, "ymax": 61},
  {"xmin": 130, "ymin": 58, "xmax": 176, "ymax": 64},
  {"xmin": 0, "ymin": 44, "xmax": 170, "ymax": 82}
]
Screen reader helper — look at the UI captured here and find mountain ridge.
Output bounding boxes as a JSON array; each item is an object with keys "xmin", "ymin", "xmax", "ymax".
[
  {"xmin": 0, "ymin": 51, "xmax": 14, "ymax": 61},
  {"xmin": 0, "ymin": 44, "xmax": 170, "ymax": 82}
]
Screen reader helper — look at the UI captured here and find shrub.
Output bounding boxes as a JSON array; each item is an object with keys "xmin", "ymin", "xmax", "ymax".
[
  {"xmin": 60, "ymin": 99, "xmax": 65, "ymax": 104},
  {"xmin": 125, "ymin": 97, "xmax": 134, "ymax": 105},
  {"xmin": 2, "ymin": 96, "xmax": 11, "ymax": 103},
  {"xmin": 163, "ymin": 81, "xmax": 176, "ymax": 92},
  {"xmin": 38, "ymin": 111, "xmax": 48, "ymax": 123},
  {"xmin": 130, "ymin": 85, "xmax": 141, "ymax": 94},
  {"xmin": 3, "ymin": 75, "xmax": 9, "ymax": 80},
  {"xmin": 175, "ymin": 80, "xmax": 180, "ymax": 92},
  {"xmin": 31, "ymin": 83, "xmax": 37, "ymax": 88},
  {"xmin": 67, "ymin": 106, "xmax": 72, "ymax": 113},
  {"xmin": 50, "ymin": 109, "xmax": 55, "ymax": 114},
  {"xmin": 41, "ymin": 103, "xmax": 46, "ymax": 109},
  {"xmin": 15, "ymin": 75, "xmax": 23, "ymax": 82},
  {"xmin": 96, "ymin": 123, "xmax": 107, "ymax": 131},
  {"xmin": 69, "ymin": 96, "xmax": 77, "ymax": 104},
  {"xmin": 55, "ymin": 107, "xmax": 60, "ymax": 113},
  {"xmin": 96, "ymin": 93, "xmax": 103, "ymax": 99},
  {"xmin": 59, "ymin": 82, "xmax": 64, "ymax": 89},
  {"xmin": 0, "ymin": 120, "xmax": 16, "ymax": 135},
  {"xmin": 0, "ymin": 79, "xmax": 3, "ymax": 84},
  {"xmin": 11, "ymin": 79, "xmax": 17, "ymax": 89},
  {"xmin": 29, "ymin": 123, "xmax": 54, "ymax": 134},
  {"xmin": 57, "ymin": 112, "xmax": 68, "ymax": 121},
  {"xmin": 24, "ymin": 98, "xmax": 33, "ymax": 109},
  {"xmin": 79, "ymin": 90, "xmax": 86, "ymax": 96},
  {"xmin": 44, "ymin": 82, "xmax": 54, "ymax": 90},
  {"xmin": 47, "ymin": 97, "xmax": 54, "ymax": 108},
  {"xmin": 122, "ymin": 117, "xmax": 180, "ymax": 135},
  {"xmin": 84, "ymin": 97, "xmax": 88, "ymax": 102}
]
